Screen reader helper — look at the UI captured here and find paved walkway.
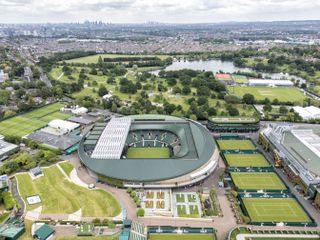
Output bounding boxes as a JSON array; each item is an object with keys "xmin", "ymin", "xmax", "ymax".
[{"xmin": 236, "ymin": 233, "xmax": 320, "ymax": 240}]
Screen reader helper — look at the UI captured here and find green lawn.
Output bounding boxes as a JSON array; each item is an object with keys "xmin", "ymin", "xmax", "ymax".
[
  {"xmin": 149, "ymin": 234, "xmax": 215, "ymax": 240},
  {"xmin": 231, "ymin": 172, "xmax": 286, "ymax": 190},
  {"xmin": 0, "ymin": 103, "xmax": 70, "ymax": 137},
  {"xmin": 127, "ymin": 147, "xmax": 170, "ymax": 158},
  {"xmin": 224, "ymin": 153, "xmax": 270, "ymax": 167},
  {"xmin": 229, "ymin": 86, "xmax": 306, "ymax": 103},
  {"xmin": 59, "ymin": 162, "xmax": 74, "ymax": 176},
  {"xmin": 217, "ymin": 140, "xmax": 256, "ymax": 150},
  {"xmin": 177, "ymin": 205, "xmax": 200, "ymax": 218},
  {"xmin": 64, "ymin": 54, "xmax": 170, "ymax": 64},
  {"xmin": 232, "ymin": 74, "xmax": 248, "ymax": 83},
  {"xmin": 187, "ymin": 194, "xmax": 196, "ymax": 203},
  {"xmin": 242, "ymin": 198, "xmax": 311, "ymax": 223},
  {"xmin": 16, "ymin": 166, "xmax": 121, "ymax": 217}
]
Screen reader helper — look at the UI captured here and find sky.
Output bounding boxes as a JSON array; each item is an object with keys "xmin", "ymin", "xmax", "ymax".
[{"xmin": 0, "ymin": 0, "xmax": 320, "ymax": 24}]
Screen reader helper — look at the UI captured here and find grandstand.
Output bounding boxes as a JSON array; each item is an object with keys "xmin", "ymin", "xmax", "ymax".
[{"xmin": 78, "ymin": 115, "xmax": 218, "ymax": 188}]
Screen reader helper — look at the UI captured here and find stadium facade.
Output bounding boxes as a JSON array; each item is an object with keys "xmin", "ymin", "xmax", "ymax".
[
  {"xmin": 78, "ymin": 115, "xmax": 218, "ymax": 188},
  {"xmin": 261, "ymin": 123, "xmax": 320, "ymax": 196}
]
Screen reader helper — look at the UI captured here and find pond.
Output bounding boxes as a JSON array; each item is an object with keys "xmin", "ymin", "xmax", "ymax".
[{"xmin": 151, "ymin": 59, "xmax": 306, "ymax": 83}]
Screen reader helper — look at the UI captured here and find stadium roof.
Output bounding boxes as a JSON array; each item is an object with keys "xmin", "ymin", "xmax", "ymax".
[
  {"xmin": 78, "ymin": 115, "xmax": 216, "ymax": 182},
  {"xmin": 91, "ymin": 117, "xmax": 131, "ymax": 159},
  {"xmin": 282, "ymin": 129, "xmax": 320, "ymax": 177},
  {"xmin": 0, "ymin": 139, "xmax": 19, "ymax": 158}
]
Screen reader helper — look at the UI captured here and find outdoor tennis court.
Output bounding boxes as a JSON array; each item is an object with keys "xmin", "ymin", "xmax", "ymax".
[
  {"xmin": 224, "ymin": 153, "xmax": 270, "ymax": 167},
  {"xmin": 0, "ymin": 103, "xmax": 70, "ymax": 137},
  {"xmin": 242, "ymin": 197, "xmax": 311, "ymax": 223},
  {"xmin": 231, "ymin": 172, "xmax": 286, "ymax": 190},
  {"xmin": 217, "ymin": 140, "xmax": 256, "ymax": 150}
]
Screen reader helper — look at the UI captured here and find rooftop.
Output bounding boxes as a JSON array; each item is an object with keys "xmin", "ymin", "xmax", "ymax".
[{"xmin": 282, "ymin": 129, "xmax": 320, "ymax": 177}]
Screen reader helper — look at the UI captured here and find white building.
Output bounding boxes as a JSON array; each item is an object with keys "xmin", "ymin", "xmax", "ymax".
[
  {"xmin": 71, "ymin": 107, "xmax": 88, "ymax": 115},
  {"xmin": 48, "ymin": 119, "xmax": 80, "ymax": 134},
  {"xmin": 0, "ymin": 70, "xmax": 8, "ymax": 83},
  {"xmin": 293, "ymin": 106, "xmax": 320, "ymax": 120},
  {"xmin": 248, "ymin": 79, "xmax": 294, "ymax": 87},
  {"xmin": 102, "ymin": 93, "xmax": 113, "ymax": 100}
]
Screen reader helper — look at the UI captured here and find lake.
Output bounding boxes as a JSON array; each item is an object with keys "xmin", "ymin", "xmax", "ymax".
[{"xmin": 151, "ymin": 59, "xmax": 306, "ymax": 83}]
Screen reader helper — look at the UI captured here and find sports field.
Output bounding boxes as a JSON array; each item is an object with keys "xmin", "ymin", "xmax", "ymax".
[
  {"xmin": 0, "ymin": 103, "xmax": 70, "ymax": 137},
  {"xmin": 149, "ymin": 234, "xmax": 215, "ymax": 240},
  {"xmin": 231, "ymin": 172, "xmax": 286, "ymax": 190},
  {"xmin": 242, "ymin": 197, "xmax": 311, "ymax": 223},
  {"xmin": 230, "ymin": 86, "xmax": 306, "ymax": 103},
  {"xmin": 224, "ymin": 153, "xmax": 270, "ymax": 167},
  {"xmin": 16, "ymin": 165, "xmax": 121, "ymax": 217},
  {"xmin": 217, "ymin": 140, "xmax": 256, "ymax": 150},
  {"xmin": 127, "ymin": 147, "xmax": 170, "ymax": 158},
  {"xmin": 232, "ymin": 74, "xmax": 248, "ymax": 83}
]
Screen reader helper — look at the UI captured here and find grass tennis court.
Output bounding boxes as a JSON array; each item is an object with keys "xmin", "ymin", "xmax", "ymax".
[
  {"xmin": 231, "ymin": 172, "xmax": 286, "ymax": 190},
  {"xmin": 127, "ymin": 147, "xmax": 170, "ymax": 158},
  {"xmin": 224, "ymin": 153, "xmax": 270, "ymax": 167},
  {"xmin": 149, "ymin": 234, "xmax": 215, "ymax": 240},
  {"xmin": 0, "ymin": 103, "xmax": 70, "ymax": 137},
  {"xmin": 16, "ymin": 165, "xmax": 120, "ymax": 217},
  {"xmin": 217, "ymin": 140, "xmax": 256, "ymax": 150},
  {"xmin": 229, "ymin": 86, "xmax": 306, "ymax": 103},
  {"xmin": 242, "ymin": 197, "xmax": 311, "ymax": 223}
]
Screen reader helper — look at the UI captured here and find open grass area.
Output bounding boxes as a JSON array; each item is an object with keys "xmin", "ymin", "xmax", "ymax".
[
  {"xmin": 64, "ymin": 54, "xmax": 170, "ymax": 64},
  {"xmin": 231, "ymin": 172, "xmax": 286, "ymax": 190},
  {"xmin": 217, "ymin": 140, "xmax": 256, "ymax": 150},
  {"xmin": 59, "ymin": 162, "xmax": 74, "ymax": 176},
  {"xmin": 224, "ymin": 153, "xmax": 270, "ymax": 167},
  {"xmin": 0, "ymin": 103, "xmax": 70, "ymax": 137},
  {"xmin": 149, "ymin": 234, "xmax": 215, "ymax": 240},
  {"xmin": 127, "ymin": 147, "xmax": 170, "ymax": 159},
  {"xmin": 229, "ymin": 86, "xmax": 306, "ymax": 103},
  {"xmin": 16, "ymin": 166, "xmax": 121, "ymax": 217},
  {"xmin": 242, "ymin": 197, "xmax": 311, "ymax": 223},
  {"xmin": 232, "ymin": 74, "xmax": 248, "ymax": 83}
]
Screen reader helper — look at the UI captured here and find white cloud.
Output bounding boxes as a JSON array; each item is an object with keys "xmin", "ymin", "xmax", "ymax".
[{"xmin": 0, "ymin": 0, "xmax": 319, "ymax": 23}]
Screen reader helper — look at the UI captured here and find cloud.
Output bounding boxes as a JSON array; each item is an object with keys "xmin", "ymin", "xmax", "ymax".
[{"xmin": 0, "ymin": 0, "xmax": 319, "ymax": 23}]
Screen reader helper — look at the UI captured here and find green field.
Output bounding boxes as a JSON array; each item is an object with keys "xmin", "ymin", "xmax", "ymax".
[
  {"xmin": 217, "ymin": 140, "xmax": 256, "ymax": 150},
  {"xmin": 59, "ymin": 162, "xmax": 74, "ymax": 176},
  {"xmin": 242, "ymin": 198, "xmax": 311, "ymax": 223},
  {"xmin": 229, "ymin": 86, "xmax": 306, "ymax": 103},
  {"xmin": 224, "ymin": 153, "xmax": 270, "ymax": 167},
  {"xmin": 127, "ymin": 147, "xmax": 170, "ymax": 158},
  {"xmin": 0, "ymin": 103, "xmax": 70, "ymax": 137},
  {"xmin": 177, "ymin": 205, "xmax": 200, "ymax": 218},
  {"xmin": 16, "ymin": 166, "xmax": 120, "ymax": 217},
  {"xmin": 231, "ymin": 172, "xmax": 286, "ymax": 190},
  {"xmin": 149, "ymin": 234, "xmax": 215, "ymax": 240},
  {"xmin": 64, "ymin": 54, "xmax": 170, "ymax": 64},
  {"xmin": 176, "ymin": 194, "xmax": 185, "ymax": 203},
  {"xmin": 232, "ymin": 74, "xmax": 248, "ymax": 83}
]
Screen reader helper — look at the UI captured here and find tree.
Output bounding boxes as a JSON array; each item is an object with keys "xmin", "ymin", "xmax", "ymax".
[
  {"xmin": 111, "ymin": 102, "xmax": 117, "ymax": 113},
  {"xmin": 279, "ymin": 106, "xmax": 288, "ymax": 114},
  {"xmin": 98, "ymin": 85, "xmax": 108, "ymax": 97},
  {"xmin": 137, "ymin": 208, "xmax": 145, "ymax": 217},
  {"xmin": 197, "ymin": 97, "xmax": 208, "ymax": 106},
  {"xmin": 208, "ymin": 107, "xmax": 217, "ymax": 116},
  {"xmin": 242, "ymin": 93, "xmax": 255, "ymax": 104},
  {"xmin": 182, "ymin": 86, "xmax": 191, "ymax": 95},
  {"xmin": 263, "ymin": 103, "xmax": 272, "ymax": 112}
]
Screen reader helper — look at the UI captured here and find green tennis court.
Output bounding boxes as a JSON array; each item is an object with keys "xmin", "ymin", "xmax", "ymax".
[
  {"xmin": 231, "ymin": 172, "xmax": 286, "ymax": 190},
  {"xmin": 0, "ymin": 103, "xmax": 70, "ymax": 137},
  {"xmin": 242, "ymin": 197, "xmax": 311, "ymax": 223},
  {"xmin": 224, "ymin": 153, "xmax": 270, "ymax": 167},
  {"xmin": 217, "ymin": 140, "xmax": 256, "ymax": 150},
  {"xmin": 127, "ymin": 147, "xmax": 170, "ymax": 158}
]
